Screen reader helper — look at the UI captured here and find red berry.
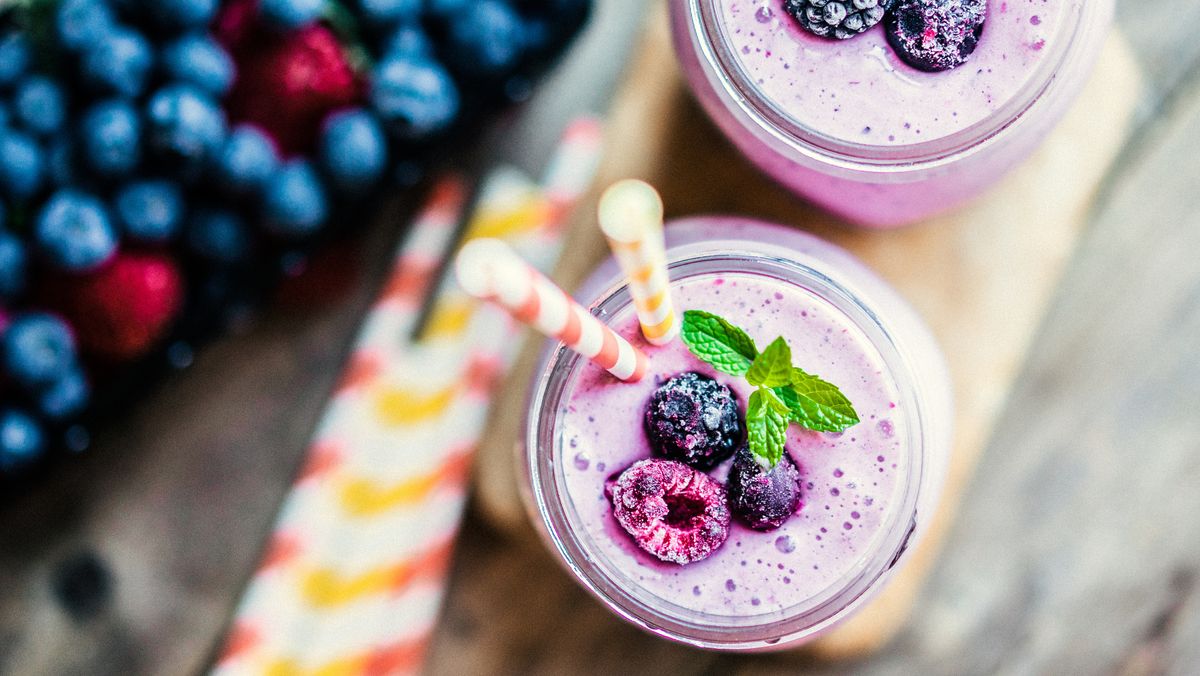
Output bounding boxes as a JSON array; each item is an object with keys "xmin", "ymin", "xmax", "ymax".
[
  {"xmin": 225, "ymin": 23, "xmax": 363, "ymax": 156},
  {"xmin": 609, "ymin": 459, "xmax": 731, "ymax": 565},
  {"xmin": 43, "ymin": 252, "xmax": 184, "ymax": 362}
]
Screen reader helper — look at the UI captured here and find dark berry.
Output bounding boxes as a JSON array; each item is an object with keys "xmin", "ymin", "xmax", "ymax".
[
  {"xmin": 885, "ymin": 0, "xmax": 986, "ymax": 72},
  {"xmin": 216, "ymin": 125, "xmax": 281, "ymax": 195},
  {"xmin": 187, "ymin": 207, "xmax": 252, "ymax": 264},
  {"xmin": 439, "ymin": 0, "xmax": 526, "ymax": 76},
  {"xmin": 0, "ymin": 408, "xmax": 44, "ymax": 473},
  {"xmin": 727, "ymin": 445, "xmax": 803, "ymax": 531},
  {"xmin": 55, "ymin": 0, "xmax": 115, "ymax": 53},
  {"xmin": 162, "ymin": 34, "xmax": 236, "ymax": 97},
  {"xmin": 608, "ymin": 459, "xmax": 731, "ymax": 565},
  {"xmin": 81, "ymin": 27, "xmax": 154, "ymax": 98},
  {"xmin": 262, "ymin": 160, "xmax": 329, "ymax": 238},
  {"xmin": 35, "ymin": 190, "xmax": 118, "ymax": 272},
  {"xmin": 115, "ymin": 180, "xmax": 185, "ymax": 243},
  {"xmin": 369, "ymin": 56, "xmax": 460, "ymax": 141},
  {"xmin": 644, "ymin": 372, "xmax": 744, "ymax": 471},
  {"xmin": 319, "ymin": 108, "xmax": 388, "ymax": 193},
  {"xmin": 783, "ymin": 0, "xmax": 895, "ymax": 40},
  {"xmin": 1, "ymin": 313, "xmax": 77, "ymax": 388},
  {"xmin": 259, "ymin": 0, "xmax": 324, "ymax": 30},
  {"xmin": 13, "ymin": 76, "xmax": 67, "ymax": 137},
  {"xmin": 0, "ymin": 230, "xmax": 28, "ymax": 300}
]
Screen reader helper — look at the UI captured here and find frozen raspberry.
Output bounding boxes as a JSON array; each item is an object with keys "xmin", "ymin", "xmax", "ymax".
[
  {"xmin": 644, "ymin": 372, "xmax": 744, "ymax": 471},
  {"xmin": 885, "ymin": 0, "xmax": 986, "ymax": 72},
  {"xmin": 727, "ymin": 445, "xmax": 803, "ymax": 531},
  {"xmin": 609, "ymin": 459, "xmax": 731, "ymax": 565},
  {"xmin": 783, "ymin": 0, "xmax": 895, "ymax": 40}
]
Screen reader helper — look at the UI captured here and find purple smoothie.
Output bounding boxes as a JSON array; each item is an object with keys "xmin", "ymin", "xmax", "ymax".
[
  {"xmin": 561, "ymin": 272, "xmax": 905, "ymax": 617},
  {"xmin": 524, "ymin": 218, "xmax": 953, "ymax": 648}
]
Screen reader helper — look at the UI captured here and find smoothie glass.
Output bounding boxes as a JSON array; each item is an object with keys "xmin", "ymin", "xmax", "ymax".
[
  {"xmin": 670, "ymin": 0, "xmax": 1114, "ymax": 227},
  {"xmin": 522, "ymin": 218, "xmax": 953, "ymax": 650}
]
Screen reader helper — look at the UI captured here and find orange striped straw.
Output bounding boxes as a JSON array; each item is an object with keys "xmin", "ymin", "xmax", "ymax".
[
  {"xmin": 455, "ymin": 238, "xmax": 649, "ymax": 382},
  {"xmin": 597, "ymin": 180, "xmax": 678, "ymax": 346}
]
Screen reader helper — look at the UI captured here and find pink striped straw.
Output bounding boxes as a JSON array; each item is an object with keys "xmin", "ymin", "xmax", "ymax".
[{"xmin": 455, "ymin": 238, "xmax": 649, "ymax": 382}]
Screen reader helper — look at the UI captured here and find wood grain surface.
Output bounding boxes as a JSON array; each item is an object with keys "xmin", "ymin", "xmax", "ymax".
[{"xmin": 2, "ymin": 0, "xmax": 1200, "ymax": 674}]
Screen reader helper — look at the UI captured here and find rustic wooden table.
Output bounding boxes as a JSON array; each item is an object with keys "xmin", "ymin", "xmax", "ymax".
[{"xmin": 3, "ymin": 1, "xmax": 1200, "ymax": 674}]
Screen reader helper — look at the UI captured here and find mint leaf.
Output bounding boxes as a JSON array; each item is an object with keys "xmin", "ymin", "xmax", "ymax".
[
  {"xmin": 680, "ymin": 310, "xmax": 758, "ymax": 376},
  {"xmin": 747, "ymin": 389, "xmax": 788, "ymax": 467},
  {"xmin": 759, "ymin": 386, "xmax": 791, "ymax": 416},
  {"xmin": 776, "ymin": 368, "xmax": 860, "ymax": 433},
  {"xmin": 746, "ymin": 337, "xmax": 793, "ymax": 388}
]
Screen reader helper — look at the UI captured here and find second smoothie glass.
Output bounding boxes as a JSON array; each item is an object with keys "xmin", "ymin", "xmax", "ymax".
[
  {"xmin": 522, "ymin": 218, "xmax": 953, "ymax": 650},
  {"xmin": 670, "ymin": 0, "xmax": 1114, "ymax": 227}
]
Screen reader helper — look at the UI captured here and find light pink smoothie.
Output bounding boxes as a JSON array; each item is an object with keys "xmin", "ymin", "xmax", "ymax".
[
  {"xmin": 525, "ymin": 218, "xmax": 953, "ymax": 649},
  {"xmin": 670, "ymin": 0, "xmax": 1113, "ymax": 226}
]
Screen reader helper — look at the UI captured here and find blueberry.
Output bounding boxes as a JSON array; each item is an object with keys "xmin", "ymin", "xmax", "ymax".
[
  {"xmin": 162, "ymin": 34, "xmax": 235, "ymax": 97},
  {"xmin": 608, "ymin": 459, "xmax": 731, "ymax": 565},
  {"xmin": 82, "ymin": 26, "xmax": 154, "ymax": 98},
  {"xmin": 35, "ymin": 189, "xmax": 117, "ymax": 272},
  {"xmin": 55, "ymin": 0, "xmax": 116, "ymax": 52},
  {"xmin": 146, "ymin": 84, "xmax": 228, "ymax": 166},
  {"xmin": 0, "ymin": 129, "xmax": 45, "ymax": 200},
  {"xmin": 440, "ymin": 0, "xmax": 525, "ymax": 76},
  {"xmin": 380, "ymin": 23, "xmax": 432, "ymax": 59},
  {"xmin": 80, "ymin": 99, "xmax": 142, "ymax": 178},
  {"xmin": 0, "ymin": 32, "xmax": 31, "ymax": 89},
  {"xmin": 644, "ymin": 372, "xmax": 744, "ymax": 471},
  {"xmin": 38, "ymin": 367, "xmax": 91, "ymax": 421},
  {"xmin": 369, "ymin": 56, "xmax": 460, "ymax": 141},
  {"xmin": 357, "ymin": 0, "xmax": 421, "ymax": 25},
  {"xmin": 115, "ymin": 179, "xmax": 185, "ymax": 243},
  {"xmin": 885, "ymin": 0, "xmax": 986, "ymax": 72},
  {"xmin": 0, "ymin": 408, "xmax": 45, "ymax": 473},
  {"xmin": 1, "ymin": 313, "xmax": 77, "ymax": 388},
  {"xmin": 13, "ymin": 76, "xmax": 67, "ymax": 137},
  {"xmin": 727, "ymin": 445, "xmax": 803, "ymax": 531},
  {"xmin": 148, "ymin": 0, "xmax": 220, "ymax": 29},
  {"xmin": 319, "ymin": 108, "xmax": 388, "ymax": 193},
  {"xmin": 258, "ymin": 0, "xmax": 324, "ymax": 30},
  {"xmin": 0, "ymin": 230, "xmax": 28, "ymax": 299},
  {"xmin": 215, "ymin": 124, "xmax": 280, "ymax": 195},
  {"xmin": 783, "ymin": 0, "xmax": 894, "ymax": 40},
  {"xmin": 186, "ymin": 207, "xmax": 252, "ymax": 263},
  {"xmin": 262, "ymin": 160, "xmax": 329, "ymax": 237}
]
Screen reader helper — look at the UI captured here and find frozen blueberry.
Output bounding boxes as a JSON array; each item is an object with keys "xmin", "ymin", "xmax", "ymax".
[
  {"xmin": 35, "ymin": 189, "xmax": 117, "ymax": 272},
  {"xmin": 440, "ymin": 0, "xmax": 525, "ymax": 76},
  {"xmin": 644, "ymin": 372, "xmax": 744, "ymax": 471},
  {"xmin": 727, "ymin": 445, "xmax": 803, "ymax": 531},
  {"xmin": 259, "ymin": 0, "xmax": 324, "ymax": 30},
  {"xmin": 1, "ymin": 313, "xmax": 77, "ymax": 388},
  {"xmin": 0, "ymin": 129, "xmax": 45, "ymax": 200},
  {"xmin": 162, "ymin": 34, "xmax": 235, "ymax": 97},
  {"xmin": 369, "ymin": 56, "xmax": 460, "ymax": 141},
  {"xmin": 13, "ymin": 76, "xmax": 67, "ymax": 136},
  {"xmin": 0, "ymin": 230, "xmax": 27, "ymax": 299},
  {"xmin": 146, "ymin": 84, "xmax": 228, "ymax": 167},
  {"xmin": 885, "ymin": 0, "xmax": 986, "ymax": 72},
  {"xmin": 319, "ymin": 108, "xmax": 388, "ymax": 193},
  {"xmin": 55, "ymin": 0, "xmax": 116, "ymax": 52},
  {"xmin": 215, "ymin": 125, "xmax": 280, "ymax": 195},
  {"xmin": 38, "ymin": 367, "xmax": 91, "ymax": 421},
  {"xmin": 115, "ymin": 180, "xmax": 185, "ymax": 243},
  {"xmin": 80, "ymin": 99, "xmax": 142, "ymax": 178},
  {"xmin": 0, "ymin": 408, "xmax": 45, "ymax": 473},
  {"xmin": 82, "ymin": 26, "xmax": 154, "ymax": 98},
  {"xmin": 262, "ymin": 160, "xmax": 328, "ymax": 238},
  {"xmin": 609, "ymin": 459, "xmax": 731, "ymax": 565},
  {"xmin": 783, "ymin": 0, "xmax": 894, "ymax": 40},
  {"xmin": 0, "ymin": 32, "xmax": 32, "ymax": 89},
  {"xmin": 187, "ymin": 208, "xmax": 252, "ymax": 263}
]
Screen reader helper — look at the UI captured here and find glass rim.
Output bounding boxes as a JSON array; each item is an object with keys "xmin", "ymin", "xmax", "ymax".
[
  {"xmin": 685, "ymin": 0, "xmax": 1095, "ymax": 170},
  {"xmin": 526, "ymin": 243, "xmax": 932, "ymax": 649}
]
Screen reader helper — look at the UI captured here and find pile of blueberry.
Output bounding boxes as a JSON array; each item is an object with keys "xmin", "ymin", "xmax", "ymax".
[
  {"xmin": 0, "ymin": 0, "xmax": 589, "ymax": 481},
  {"xmin": 607, "ymin": 373, "xmax": 804, "ymax": 565}
]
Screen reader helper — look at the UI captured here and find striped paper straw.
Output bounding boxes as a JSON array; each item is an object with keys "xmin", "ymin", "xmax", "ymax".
[
  {"xmin": 596, "ymin": 180, "xmax": 678, "ymax": 346},
  {"xmin": 454, "ymin": 238, "xmax": 649, "ymax": 382}
]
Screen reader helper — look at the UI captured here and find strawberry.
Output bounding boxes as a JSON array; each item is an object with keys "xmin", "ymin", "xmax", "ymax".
[
  {"xmin": 43, "ymin": 252, "xmax": 185, "ymax": 362},
  {"xmin": 223, "ymin": 16, "xmax": 364, "ymax": 157}
]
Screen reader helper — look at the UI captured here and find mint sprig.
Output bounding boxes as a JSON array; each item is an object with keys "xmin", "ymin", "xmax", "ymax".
[{"xmin": 680, "ymin": 310, "xmax": 861, "ymax": 467}]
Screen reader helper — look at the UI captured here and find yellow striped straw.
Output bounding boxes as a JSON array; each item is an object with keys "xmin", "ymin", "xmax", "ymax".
[{"xmin": 597, "ymin": 180, "xmax": 678, "ymax": 346}]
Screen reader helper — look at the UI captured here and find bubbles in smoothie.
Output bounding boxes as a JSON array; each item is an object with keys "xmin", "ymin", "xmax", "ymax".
[
  {"xmin": 878, "ymin": 419, "xmax": 895, "ymax": 438},
  {"xmin": 573, "ymin": 453, "xmax": 590, "ymax": 471},
  {"xmin": 755, "ymin": 5, "xmax": 773, "ymax": 23},
  {"xmin": 725, "ymin": 579, "xmax": 737, "ymax": 592},
  {"xmin": 775, "ymin": 535, "xmax": 796, "ymax": 553}
]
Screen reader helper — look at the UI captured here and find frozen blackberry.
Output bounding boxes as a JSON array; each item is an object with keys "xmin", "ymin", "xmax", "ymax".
[
  {"xmin": 727, "ymin": 445, "xmax": 803, "ymax": 531},
  {"xmin": 783, "ymin": 0, "xmax": 895, "ymax": 40},
  {"xmin": 644, "ymin": 372, "xmax": 744, "ymax": 471},
  {"xmin": 609, "ymin": 459, "xmax": 731, "ymax": 565},
  {"xmin": 885, "ymin": 0, "xmax": 986, "ymax": 72}
]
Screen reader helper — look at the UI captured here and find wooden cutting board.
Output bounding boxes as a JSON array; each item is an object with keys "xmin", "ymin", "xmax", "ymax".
[{"xmin": 470, "ymin": 3, "xmax": 1141, "ymax": 658}]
